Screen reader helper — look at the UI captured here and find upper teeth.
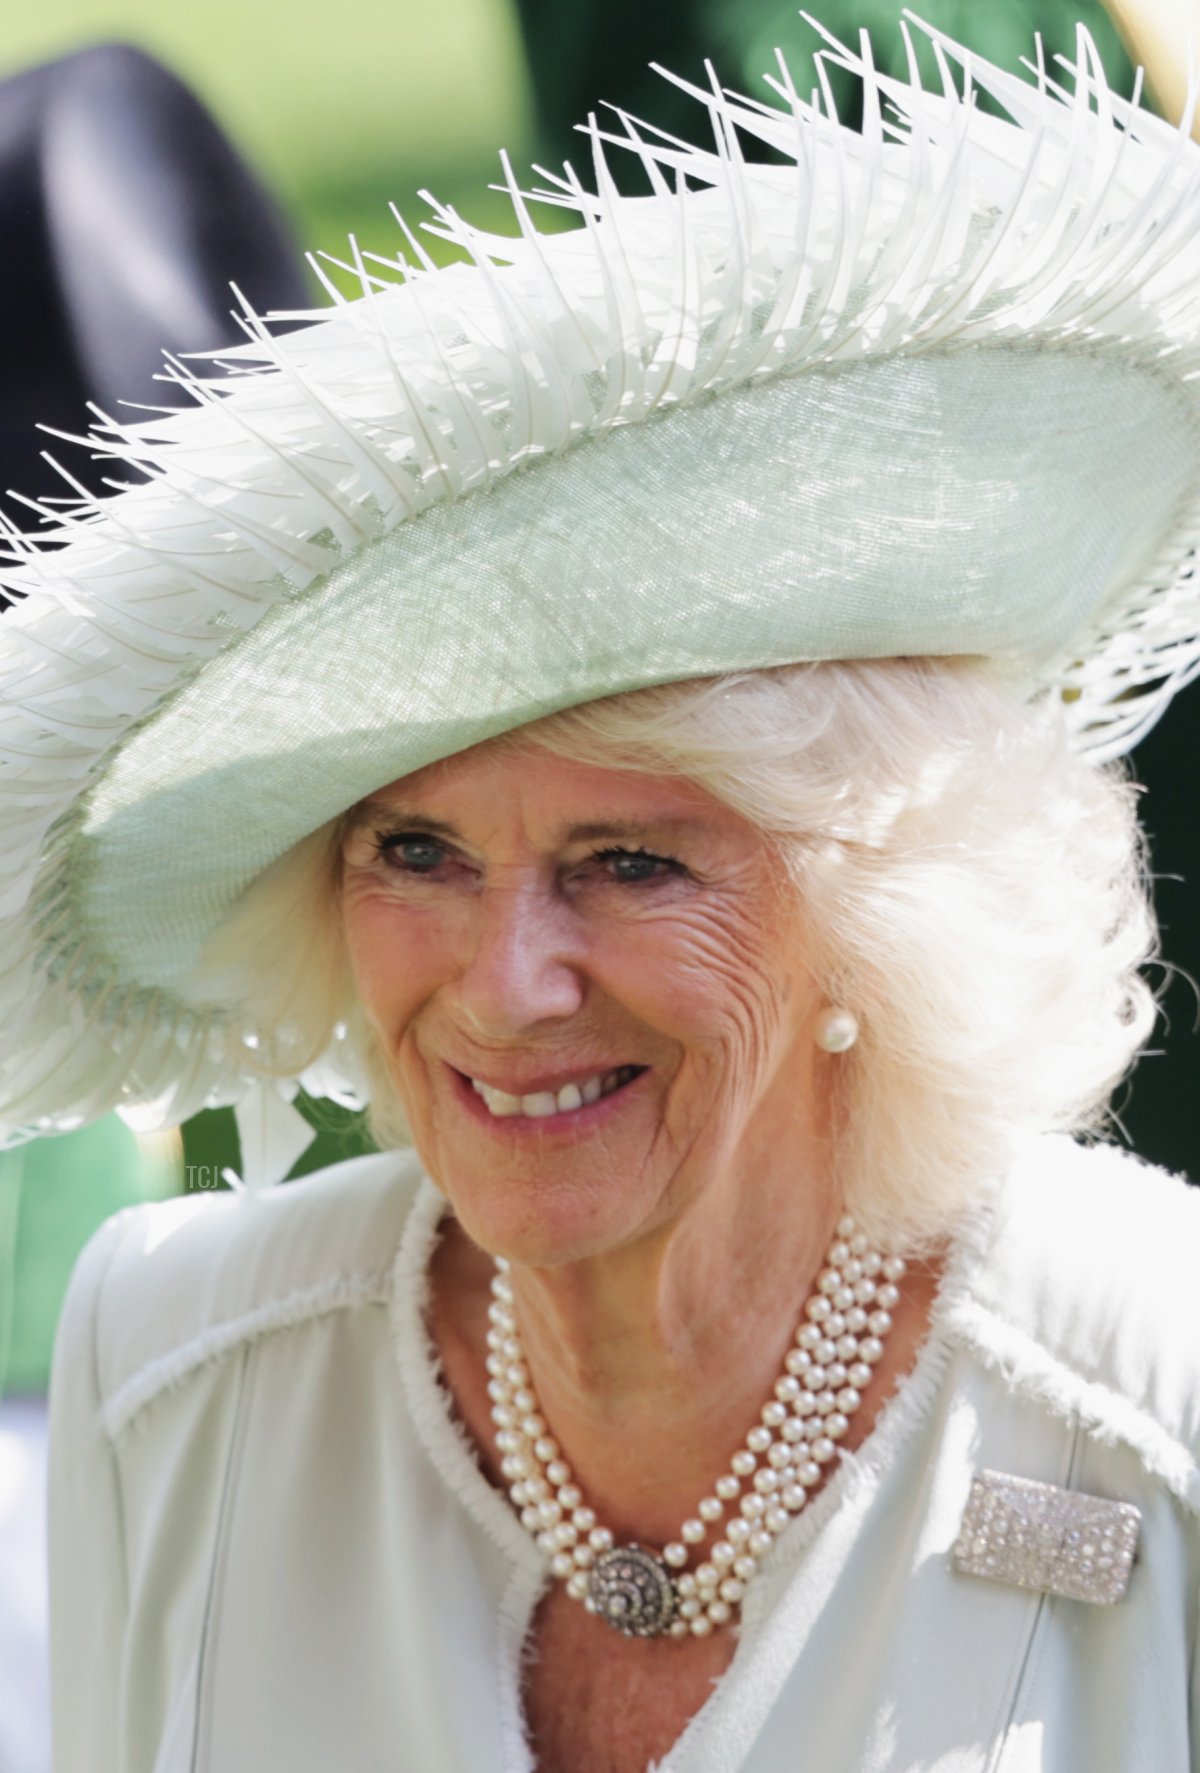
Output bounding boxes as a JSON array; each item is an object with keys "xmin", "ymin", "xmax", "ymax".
[{"xmin": 471, "ymin": 1067, "xmax": 638, "ymax": 1118}]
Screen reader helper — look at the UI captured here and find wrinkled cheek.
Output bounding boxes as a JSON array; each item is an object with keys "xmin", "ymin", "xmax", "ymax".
[
  {"xmin": 664, "ymin": 905, "xmax": 794, "ymax": 1084},
  {"xmin": 341, "ymin": 904, "xmax": 388, "ymax": 1015},
  {"xmin": 344, "ymin": 905, "xmax": 428, "ymax": 1044},
  {"xmin": 351, "ymin": 962, "xmax": 398, "ymax": 1051},
  {"xmin": 656, "ymin": 1024, "xmax": 761, "ymax": 1153},
  {"xmin": 703, "ymin": 961, "xmax": 789, "ymax": 1094}
]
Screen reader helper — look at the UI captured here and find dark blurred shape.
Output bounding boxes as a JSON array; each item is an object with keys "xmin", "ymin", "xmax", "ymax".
[
  {"xmin": 511, "ymin": 0, "xmax": 719, "ymax": 173},
  {"xmin": 0, "ymin": 43, "xmax": 317, "ymax": 1381},
  {"xmin": 511, "ymin": 0, "xmax": 1139, "ymax": 180},
  {"xmin": 1121, "ymin": 697, "xmax": 1200, "ymax": 1180},
  {"xmin": 0, "ymin": 41, "xmax": 310, "ymax": 509}
]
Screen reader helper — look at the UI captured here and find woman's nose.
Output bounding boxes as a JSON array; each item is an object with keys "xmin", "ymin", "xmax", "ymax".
[{"xmin": 454, "ymin": 878, "xmax": 586, "ymax": 1037}]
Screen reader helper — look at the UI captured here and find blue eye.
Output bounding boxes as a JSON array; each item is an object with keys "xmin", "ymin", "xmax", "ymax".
[
  {"xmin": 376, "ymin": 832, "xmax": 450, "ymax": 873},
  {"xmin": 594, "ymin": 846, "xmax": 677, "ymax": 883}
]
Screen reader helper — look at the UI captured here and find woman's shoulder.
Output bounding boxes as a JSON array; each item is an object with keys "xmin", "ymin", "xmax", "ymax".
[
  {"xmin": 52, "ymin": 1145, "xmax": 429, "ymax": 1443},
  {"xmin": 947, "ymin": 1133, "xmax": 1200, "ymax": 1510}
]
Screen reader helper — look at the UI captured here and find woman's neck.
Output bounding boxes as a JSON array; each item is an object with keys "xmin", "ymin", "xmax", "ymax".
[{"xmin": 427, "ymin": 1163, "xmax": 944, "ymax": 1547}]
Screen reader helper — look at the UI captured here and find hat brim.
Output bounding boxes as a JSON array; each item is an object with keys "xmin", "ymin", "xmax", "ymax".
[{"xmin": 75, "ymin": 346, "xmax": 1198, "ymax": 995}]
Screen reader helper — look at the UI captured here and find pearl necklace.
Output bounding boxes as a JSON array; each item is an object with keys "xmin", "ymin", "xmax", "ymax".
[{"xmin": 486, "ymin": 1216, "xmax": 905, "ymax": 1639}]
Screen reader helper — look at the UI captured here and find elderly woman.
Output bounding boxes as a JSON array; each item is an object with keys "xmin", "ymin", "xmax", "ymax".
[{"xmin": 2, "ymin": 19, "xmax": 1199, "ymax": 1773}]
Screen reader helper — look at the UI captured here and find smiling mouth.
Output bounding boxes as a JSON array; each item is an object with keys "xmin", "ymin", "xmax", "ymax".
[{"xmin": 464, "ymin": 1065, "xmax": 646, "ymax": 1120}]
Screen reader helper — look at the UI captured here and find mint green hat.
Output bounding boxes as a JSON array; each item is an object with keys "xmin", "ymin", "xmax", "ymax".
[{"xmin": 4, "ymin": 15, "xmax": 1200, "ymax": 1182}]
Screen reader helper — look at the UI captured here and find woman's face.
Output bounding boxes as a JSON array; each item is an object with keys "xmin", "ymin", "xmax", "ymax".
[{"xmin": 340, "ymin": 741, "xmax": 826, "ymax": 1265}]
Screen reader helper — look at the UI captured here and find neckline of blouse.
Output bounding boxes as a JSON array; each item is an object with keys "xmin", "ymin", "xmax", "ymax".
[{"xmin": 386, "ymin": 1157, "xmax": 1006, "ymax": 1586}]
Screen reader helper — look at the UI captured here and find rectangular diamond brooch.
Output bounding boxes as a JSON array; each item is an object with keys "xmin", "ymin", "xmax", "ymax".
[{"xmin": 953, "ymin": 1469, "xmax": 1141, "ymax": 1605}]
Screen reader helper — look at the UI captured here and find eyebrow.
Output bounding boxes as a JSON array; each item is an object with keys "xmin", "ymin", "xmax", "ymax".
[
  {"xmin": 347, "ymin": 805, "xmax": 461, "ymax": 838},
  {"xmin": 560, "ymin": 819, "xmax": 708, "ymax": 844},
  {"xmin": 346, "ymin": 805, "xmax": 709, "ymax": 845}
]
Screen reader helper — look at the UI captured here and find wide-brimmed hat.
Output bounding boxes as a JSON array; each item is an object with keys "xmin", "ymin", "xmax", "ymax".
[{"xmin": 4, "ymin": 15, "xmax": 1200, "ymax": 1182}]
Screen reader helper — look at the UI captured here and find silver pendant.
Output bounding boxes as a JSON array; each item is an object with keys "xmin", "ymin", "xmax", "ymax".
[
  {"xmin": 953, "ymin": 1469, "xmax": 1141, "ymax": 1604},
  {"xmin": 585, "ymin": 1545, "xmax": 678, "ymax": 1636}
]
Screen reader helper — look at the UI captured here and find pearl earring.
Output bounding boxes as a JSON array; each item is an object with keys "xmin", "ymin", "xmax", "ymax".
[{"xmin": 815, "ymin": 1006, "xmax": 858, "ymax": 1053}]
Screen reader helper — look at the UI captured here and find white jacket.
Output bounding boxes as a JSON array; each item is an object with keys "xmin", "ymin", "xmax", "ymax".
[{"xmin": 47, "ymin": 1134, "xmax": 1200, "ymax": 1772}]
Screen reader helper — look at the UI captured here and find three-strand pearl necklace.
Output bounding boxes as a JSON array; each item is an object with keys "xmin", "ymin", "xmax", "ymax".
[{"xmin": 486, "ymin": 1216, "xmax": 905, "ymax": 1638}]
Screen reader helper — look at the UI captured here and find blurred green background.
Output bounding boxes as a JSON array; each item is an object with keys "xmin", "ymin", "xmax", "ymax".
[
  {"xmin": 0, "ymin": 0, "xmax": 1142, "ymax": 278},
  {"xmin": 4, "ymin": 0, "xmax": 1185, "ymax": 1399},
  {"xmin": 0, "ymin": 0, "xmax": 535, "ymax": 274}
]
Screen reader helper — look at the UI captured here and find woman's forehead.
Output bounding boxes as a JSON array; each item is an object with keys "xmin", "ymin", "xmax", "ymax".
[{"xmin": 350, "ymin": 741, "xmax": 731, "ymax": 836}]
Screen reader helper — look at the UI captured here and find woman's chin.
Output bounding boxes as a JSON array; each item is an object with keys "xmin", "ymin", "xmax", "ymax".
[
  {"xmin": 409, "ymin": 1065, "xmax": 675, "ymax": 1266},
  {"xmin": 436, "ymin": 1165, "xmax": 661, "ymax": 1271}
]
